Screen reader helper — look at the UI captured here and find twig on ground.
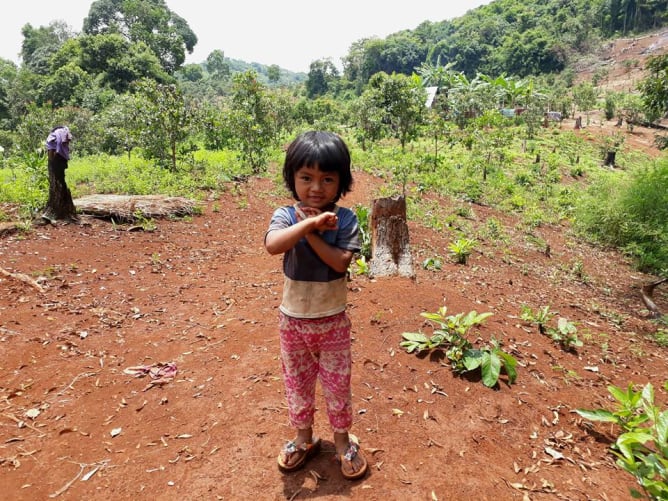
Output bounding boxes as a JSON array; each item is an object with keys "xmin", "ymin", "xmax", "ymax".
[
  {"xmin": 641, "ymin": 278, "xmax": 667, "ymax": 318},
  {"xmin": 0, "ymin": 267, "xmax": 44, "ymax": 292},
  {"xmin": 48, "ymin": 464, "xmax": 84, "ymax": 498},
  {"xmin": 4, "ymin": 413, "xmax": 46, "ymax": 437},
  {"xmin": 48, "ymin": 460, "xmax": 111, "ymax": 498},
  {"xmin": 57, "ymin": 372, "xmax": 99, "ymax": 396}
]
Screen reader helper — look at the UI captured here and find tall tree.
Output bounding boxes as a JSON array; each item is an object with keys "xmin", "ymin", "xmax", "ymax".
[
  {"xmin": 0, "ymin": 59, "xmax": 18, "ymax": 124},
  {"xmin": 305, "ymin": 59, "xmax": 339, "ymax": 98},
  {"xmin": 20, "ymin": 21, "xmax": 75, "ymax": 74},
  {"xmin": 351, "ymin": 91, "xmax": 385, "ymax": 151},
  {"xmin": 76, "ymin": 34, "xmax": 171, "ymax": 92},
  {"xmin": 638, "ymin": 53, "xmax": 668, "ymax": 121},
  {"xmin": 206, "ymin": 49, "xmax": 230, "ymax": 80},
  {"xmin": 83, "ymin": 0, "xmax": 197, "ymax": 74},
  {"xmin": 573, "ymin": 81, "xmax": 598, "ymax": 124},
  {"xmin": 366, "ymin": 72, "xmax": 426, "ymax": 151},
  {"xmin": 228, "ymin": 71, "xmax": 274, "ymax": 173},
  {"xmin": 267, "ymin": 64, "xmax": 281, "ymax": 83},
  {"xmin": 131, "ymin": 79, "xmax": 195, "ymax": 170}
]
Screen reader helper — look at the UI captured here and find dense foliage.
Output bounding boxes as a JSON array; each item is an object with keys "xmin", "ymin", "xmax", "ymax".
[
  {"xmin": 0, "ymin": 0, "xmax": 667, "ymax": 277},
  {"xmin": 575, "ymin": 157, "xmax": 668, "ymax": 275}
]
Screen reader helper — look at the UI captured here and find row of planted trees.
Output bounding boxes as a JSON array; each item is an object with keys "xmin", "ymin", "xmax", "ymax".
[
  {"xmin": 1, "ymin": 61, "xmax": 666, "ymax": 277},
  {"xmin": 1, "ymin": 55, "xmax": 665, "ymax": 179}
]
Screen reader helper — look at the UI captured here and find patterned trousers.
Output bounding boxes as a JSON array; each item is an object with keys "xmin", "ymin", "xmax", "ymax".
[{"xmin": 278, "ymin": 311, "xmax": 353, "ymax": 433}]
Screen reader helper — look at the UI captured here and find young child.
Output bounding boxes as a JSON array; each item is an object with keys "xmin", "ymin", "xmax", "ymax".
[{"xmin": 264, "ymin": 131, "xmax": 368, "ymax": 480}]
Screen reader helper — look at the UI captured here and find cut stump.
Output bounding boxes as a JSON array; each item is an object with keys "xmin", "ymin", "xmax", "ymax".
[{"xmin": 369, "ymin": 195, "xmax": 414, "ymax": 278}]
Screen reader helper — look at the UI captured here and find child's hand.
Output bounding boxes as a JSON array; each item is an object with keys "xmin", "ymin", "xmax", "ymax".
[
  {"xmin": 313, "ymin": 211, "xmax": 338, "ymax": 231},
  {"xmin": 296, "ymin": 206, "xmax": 322, "ymax": 220},
  {"xmin": 296, "ymin": 205, "xmax": 338, "ymax": 232}
]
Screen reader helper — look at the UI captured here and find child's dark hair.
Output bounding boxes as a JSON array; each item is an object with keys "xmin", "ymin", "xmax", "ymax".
[{"xmin": 283, "ymin": 131, "xmax": 353, "ymax": 203}]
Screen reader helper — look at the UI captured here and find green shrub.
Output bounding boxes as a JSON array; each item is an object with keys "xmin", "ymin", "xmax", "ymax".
[
  {"xmin": 576, "ymin": 383, "xmax": 667, "ymax": 500},
  {"xmin": 401, "ymin": 305, "xmax": 517, "ymax": 388},
  {"xmin": 448, "ymin": 237, "xmax": 476, "ymax": 264},
  {"xmin": 574, "ymin": 158, "xmax": 668, "ymax": 275}
]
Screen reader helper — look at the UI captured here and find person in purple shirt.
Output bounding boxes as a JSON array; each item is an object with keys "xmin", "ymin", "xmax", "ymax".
[
  {"xmin": 46, "ymin": 126, "xmax": 73, "ymax": 161},
  {"xmin": 42, "ymin": 125, "xmax": 77, "ymax": 222}
]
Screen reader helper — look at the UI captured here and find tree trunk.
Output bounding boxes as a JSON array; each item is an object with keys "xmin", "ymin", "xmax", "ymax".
[
  {"xmin": 369, "ymin": 196, "xmax": 414, "ymax": 278},
  {"xmin": 43, "ymin": 151, "xmax": 77, "ymax": 222},
  {"xmin": 574, "ymin": 116, "xmax": 582, "ymax": 129},
  {"xmin": 603, "ymin": 150, "xmax": 616, "ymax": 167}
]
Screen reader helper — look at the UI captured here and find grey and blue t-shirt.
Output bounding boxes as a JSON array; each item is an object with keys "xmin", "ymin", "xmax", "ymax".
[{"xmin": 267, "ymin": 204, "xmax": 360, "ymax": 318}]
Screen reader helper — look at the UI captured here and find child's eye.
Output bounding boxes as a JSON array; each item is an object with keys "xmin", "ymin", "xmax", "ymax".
[{"xmin": 323, "ymin": 177, "xmax": 336, "ymax": 184}]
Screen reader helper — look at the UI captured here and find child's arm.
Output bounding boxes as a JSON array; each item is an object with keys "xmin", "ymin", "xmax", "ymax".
[
  {"xmin": 265, "ymin": 211, "xmax": 352, "ymax": 273},
  {"xmin": 303, "ymin": 232, "xmax": 354, "ymax": 273},
  {"xmin": 264, "ymin": 211, "xmax": 337, "ymax": 255}
]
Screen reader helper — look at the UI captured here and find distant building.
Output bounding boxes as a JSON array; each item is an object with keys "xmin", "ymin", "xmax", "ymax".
[
  {"xmin": 500, "ymin": 108, "xmax": 527, "ymax": 118},
  {"xmin": 425, "ymin": 86, "xmax": 439, "ymax": 108}
]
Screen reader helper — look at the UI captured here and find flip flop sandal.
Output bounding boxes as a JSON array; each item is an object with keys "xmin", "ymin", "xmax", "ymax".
[
  {"xmin": 338, "ymin": 441, "xmax": 368, "ymax": 480},
  {"xmin": 277, "ymin": 437, "xmax": 321, "ymax": 472}
]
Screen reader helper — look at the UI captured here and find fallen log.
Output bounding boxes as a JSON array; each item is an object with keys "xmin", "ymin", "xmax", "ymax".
[{"xmin": 74, "ymin": 194, "xmax": 198, "ymax": 222}]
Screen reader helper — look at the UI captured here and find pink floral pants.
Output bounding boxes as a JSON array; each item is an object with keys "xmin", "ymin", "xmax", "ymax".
[{"xmin": 278, "ymin": 311, "xmax": 353, "ymax": 433}]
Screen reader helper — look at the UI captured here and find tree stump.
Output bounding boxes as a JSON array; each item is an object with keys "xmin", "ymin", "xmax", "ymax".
[
  {"xmin": 603, "ymin": 150, "xmax": 616, "ymax": 167},
  {"xmin": 43, "ymin": 150, "xmax": 77, "ymax": 222},
  {"xmin": 574, "ymin": 116, "xmax": 582, "ymax": 129},
  {"xmin": 369, "ymin": 195, "xmax": 414, "ymax": 277}
]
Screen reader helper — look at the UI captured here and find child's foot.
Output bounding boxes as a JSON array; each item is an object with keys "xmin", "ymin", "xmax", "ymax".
[
  {"xmin": 277, "ymin": 428, "xmax": 319, "ymax": 471},
  {"xmin": 277, "ymin": 437, "xmax": 321, "ymax": 471},
  {"xmin": 334, "ymin": 433, "xmax": 368, "ymax": 480}
]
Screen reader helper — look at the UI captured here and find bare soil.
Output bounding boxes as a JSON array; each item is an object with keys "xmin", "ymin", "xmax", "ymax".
[
  {"xmin": 1, "ymin": 35, "xmax": 668, "ymax": 501},
  {"xmin": 575, "ymin": 27, "xmax": 668, "ymax": 95}
]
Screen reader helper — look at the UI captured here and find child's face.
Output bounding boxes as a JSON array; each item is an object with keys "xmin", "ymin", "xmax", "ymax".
[{"xmin": 294, "ymin": 165, "xmax": 340, "ymax": 210}]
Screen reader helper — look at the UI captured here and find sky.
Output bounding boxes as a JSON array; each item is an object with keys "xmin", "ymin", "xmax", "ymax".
[{"xmin": 1, "ymin": 0, "xmax": 493, "ymax": 74}]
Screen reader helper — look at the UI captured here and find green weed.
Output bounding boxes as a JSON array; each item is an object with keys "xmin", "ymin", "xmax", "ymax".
[
  {"xmin": 521, "ymin": 305, "xmax": 582, "ymax": 350},
  {"xmin": 571, "ymin": 259, "xmax": 589, "ymax": 283},
  {"xmin": 400, "ymin": 305, "xmax": 517, "ymax": 388},
  {"xmin": 354, "ymin": 204, "xmax": 371, "ymax": 261},
  {"xmin": 422, "ymin": 257, "xmax": 443, "ymax": 271},
  {"xmin": 547, "ymin": 318, "xmax": 583, "ymax": 350},
  {"xmin": 520, "ymin": 304, "xmax": 555, "ymax": 334},
  {"xmin": 576, "ymin": 383, "xmax": 667, "ymax": 500},
  {"xmin": 448, "ymin": 237, "xmax": 476, "ymax": 265},
  {"xmin": 352, "ymin": 256, "xmax": 370, "ymax": 276},
  {"xmin": 133, "ymin": 211, "xmax": 157, "ymax": 232}
]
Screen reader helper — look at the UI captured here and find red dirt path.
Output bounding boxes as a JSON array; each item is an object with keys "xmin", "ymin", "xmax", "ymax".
[{"xmin": 2, "ymin": 30, "xmax": 668, "ymax": 501}]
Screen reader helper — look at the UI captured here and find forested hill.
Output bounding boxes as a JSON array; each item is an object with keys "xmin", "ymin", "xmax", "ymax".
[
  {"xmin": 182, "ymin": 0, "xmax": 667, "ymax": 88},
  {"xmin": 2, "ymin": 0, "xmax": 665, "ymax": 129},
  {"xmin": 338, "ymin": 0, "xmax": 667, "ymax": 83}
]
